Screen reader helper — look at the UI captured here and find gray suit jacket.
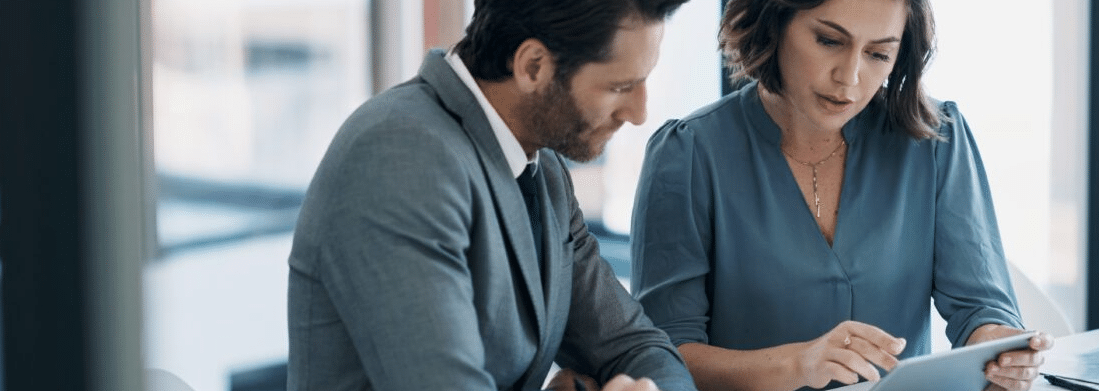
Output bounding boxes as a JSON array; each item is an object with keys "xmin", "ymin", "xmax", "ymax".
[{"xmin": 286, "ymin": 50, "xmax": 696, "ymax": 391}]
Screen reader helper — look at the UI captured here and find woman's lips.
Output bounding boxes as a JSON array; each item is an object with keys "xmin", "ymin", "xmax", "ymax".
[{"xmin": 818, "ymin": 93, "xmax": 854, "ymax": 113}]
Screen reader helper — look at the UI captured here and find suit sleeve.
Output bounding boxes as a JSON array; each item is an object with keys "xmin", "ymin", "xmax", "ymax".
[
  {"xmin": 929, "ymin": 102, "xmax": 1025, "ymax": 347},
  {"xmin": 294, "ymin": 121, "xmax": 497, "ymax": 390},
  {"xmin": 550, "ymin": 153, "xmax": 699, "ymax": 391}
]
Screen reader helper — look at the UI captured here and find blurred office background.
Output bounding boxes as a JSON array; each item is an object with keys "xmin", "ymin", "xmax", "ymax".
[
  {"xmin": 146, "ymin": 0, "xmax": 1088, "ymax": 389},
  {"xmin": 0, "ymin": 0, "xmax": 1091, "ymax": 390},
  {"xmin": 146, "ymin": 1, "xmax": 722, "ymax": 389}
]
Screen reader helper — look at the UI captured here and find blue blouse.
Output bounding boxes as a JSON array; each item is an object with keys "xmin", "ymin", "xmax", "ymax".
[{"xmin": 631, "ymin": 82, "xmax": 1023, "ymax": 364}]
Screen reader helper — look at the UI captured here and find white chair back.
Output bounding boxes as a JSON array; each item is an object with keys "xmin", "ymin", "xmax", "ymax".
[
  {"xmin": 1005, "ymin": 261, "xmax": 1074, "ymax": 337},
  {"xmin": 146, "ymin": 368, "xmax": 195, "ymax": 391},
  {"xmin": 930, "ymin": 260, "xmax": 1074, "ymax": 352}
]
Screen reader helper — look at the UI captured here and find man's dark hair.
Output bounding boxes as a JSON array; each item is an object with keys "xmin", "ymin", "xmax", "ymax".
[
  {"xmin": 454, "ymin": 0, "xmax": 689, "ymax": 83},
  {"xmin": 719, "ymin": 0, "xmax": 941, "ymax": 139}
]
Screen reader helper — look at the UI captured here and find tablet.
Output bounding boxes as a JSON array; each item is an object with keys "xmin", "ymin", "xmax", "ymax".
[{"xmin": 867, "ymin": 331, "xmax": 1039, "ymax": 391}]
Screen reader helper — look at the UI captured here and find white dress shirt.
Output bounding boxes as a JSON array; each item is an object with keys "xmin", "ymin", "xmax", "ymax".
[{"xmin": 445, "ymin": 51, "xmax": 538, "ymax": 178}]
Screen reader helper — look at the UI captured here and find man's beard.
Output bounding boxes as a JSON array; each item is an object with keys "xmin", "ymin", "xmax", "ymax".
[{"xmin": 517, "ymin": 77, "xmax": 611, "ymax": 163}]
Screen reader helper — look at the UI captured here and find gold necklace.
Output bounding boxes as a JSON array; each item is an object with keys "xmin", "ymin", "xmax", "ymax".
[{"xmin": 782, "ymin": 139, "xmax": 846, "ymax": 218}]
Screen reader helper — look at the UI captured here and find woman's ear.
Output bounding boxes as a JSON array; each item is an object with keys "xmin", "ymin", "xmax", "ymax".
[{"xmin": 510, "ymin": 38, "xmax": 556, "ymax": 94}]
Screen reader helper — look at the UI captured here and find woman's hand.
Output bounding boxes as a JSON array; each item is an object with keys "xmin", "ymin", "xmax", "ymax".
[
  {"xmin": 967, "ymin": 324, "xmax": 1054, "ymax": 391},
  {"xmin": 792, "ymin": 320, "xmax": 907, "ymax": 389}
]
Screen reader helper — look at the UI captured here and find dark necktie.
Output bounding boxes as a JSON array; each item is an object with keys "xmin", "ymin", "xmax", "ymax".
[{"xmin": 516, "ymin": 164, "xmax": 543, "ymax": 264}]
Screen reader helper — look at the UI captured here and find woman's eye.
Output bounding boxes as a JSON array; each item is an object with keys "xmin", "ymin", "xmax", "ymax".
[
  {"xmin": 816, "ymin": 35, "xmax": 841, "ymax": 47},
  {"xmin": 870, "ymin": 52, "xmax": 892, "ymax": 62}
]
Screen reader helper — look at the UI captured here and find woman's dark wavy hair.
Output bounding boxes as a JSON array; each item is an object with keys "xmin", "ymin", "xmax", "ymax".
[
  {"xmin": 719, "ymin": 0, "xmax": 941, "ymax": 139},
  {"xmin": 454, "ymin": 0, "xmax": 688, "ymax": 84}
]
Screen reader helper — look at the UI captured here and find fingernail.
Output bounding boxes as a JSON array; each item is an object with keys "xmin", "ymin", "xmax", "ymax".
[
  {"xmin": 1001, "ymin": 356, "xmax": 1011, "ymax": 365},
  {"xmin": 894, "ymin": 338, "xmax": 907, "ymax": 352}
]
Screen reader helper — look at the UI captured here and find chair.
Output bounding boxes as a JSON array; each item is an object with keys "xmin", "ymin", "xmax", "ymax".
[
  {"xmin": 146, "ymin": 368, "xmax": 195, "ymax": 391},
  {"xmin": 1005, "ymin": 261, "xmax": 1075, "ymax": 338},
  {"xmin": 930, "ymin": 260, "xmax": 1074, "ymax": 352}
]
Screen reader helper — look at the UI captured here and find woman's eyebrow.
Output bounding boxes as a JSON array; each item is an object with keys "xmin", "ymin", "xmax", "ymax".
[{"xmin": 817, "ymin": 19, "xmax": 901, "ymax": 44}]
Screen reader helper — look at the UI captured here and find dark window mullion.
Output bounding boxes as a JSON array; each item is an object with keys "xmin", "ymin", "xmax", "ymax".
[
  {"xmin": 0, "ymin": 1, "xmax": 91, "ymax": 390},
  {"xmin": 1086, "ymin": 0, "xmax": 1099, "ymax": 331}
]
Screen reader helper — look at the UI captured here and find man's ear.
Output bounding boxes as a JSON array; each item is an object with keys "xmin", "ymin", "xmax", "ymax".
[{"xmin": 510, "ymin": 38, "xmax": 556, "ymax": 94}]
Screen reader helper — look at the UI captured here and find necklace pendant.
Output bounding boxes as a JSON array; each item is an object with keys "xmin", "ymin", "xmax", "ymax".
[{"xmin": 782, "ymin": 139, "xmax": 845, "ymax": 221}]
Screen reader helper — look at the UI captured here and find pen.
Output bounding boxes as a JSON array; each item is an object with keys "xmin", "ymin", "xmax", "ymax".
[
  {"xmin": 1044, "ymin": 373, "xmax": 1099, "ymax": 391},
  {"xmin": 1050, "ymin": 374, "xmax": 1099, "ymax": 387}
]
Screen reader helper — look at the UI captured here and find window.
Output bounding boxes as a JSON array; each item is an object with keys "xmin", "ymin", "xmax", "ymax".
[
  {"xmin": 923, "ymin": 0, "xmax": 1086, "ymax": 331},
  {"xmin": 147, "ymin": 0, "xmax": 369, "ymax": 389}
]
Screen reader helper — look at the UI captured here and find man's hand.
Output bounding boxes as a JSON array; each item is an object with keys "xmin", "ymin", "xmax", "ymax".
[
  {"xmin": 546, "ymin": 369, "xmax": 659, "ymax": 391},
  {"xmin": 546, "ymin": 368, "xmax": 598, "ymax": 391},
  {"xmin": 968, "ymin": 324, "xmax": 1055, "ymax": 391},
  {"xmin": 601, "ymin": 374, "xmax": 660, "ymax": 391}
]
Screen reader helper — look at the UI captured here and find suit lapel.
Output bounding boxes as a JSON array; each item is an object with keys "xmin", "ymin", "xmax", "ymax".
[
  {"xmin": 535, "ymin": 154, "xmax": 571, "ymax": 321},
  {"xmin": 417, "ymin": 50, "xmax": 547, "ymax": 339}
]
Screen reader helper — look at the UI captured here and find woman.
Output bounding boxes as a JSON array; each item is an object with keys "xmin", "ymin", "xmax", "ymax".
[{"xmin": 630, "ymin": 0, "xmax": 1054, "ymax": 390}]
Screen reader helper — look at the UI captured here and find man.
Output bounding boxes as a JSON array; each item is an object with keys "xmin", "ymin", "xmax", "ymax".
[{"xmin": 286, "ymin": 0, "xmax": 695, "ymax": 390}]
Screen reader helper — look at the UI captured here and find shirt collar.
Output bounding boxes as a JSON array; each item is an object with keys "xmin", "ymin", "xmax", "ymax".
[{"xmin": 445, "ymin": 51, "xmax": 538, "ymax": 179}]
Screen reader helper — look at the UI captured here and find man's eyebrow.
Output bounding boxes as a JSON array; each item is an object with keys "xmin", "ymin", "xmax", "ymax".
[{"xmin": 817, "ymin": 19, "xmax": 901, "ymax": 44}]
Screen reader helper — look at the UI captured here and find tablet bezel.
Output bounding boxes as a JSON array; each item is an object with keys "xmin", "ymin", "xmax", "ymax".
[{"xmin": 869, "ymin": 330, "xmax": 1038, "ymax": 391}]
